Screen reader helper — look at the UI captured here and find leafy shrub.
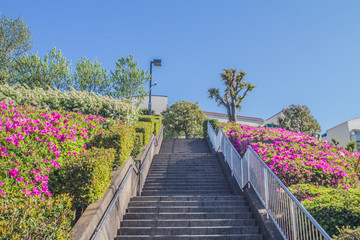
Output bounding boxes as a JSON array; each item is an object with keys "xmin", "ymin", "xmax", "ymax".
[
  {"xmin": 50, "ymin": 147, "xmax": 115, "ymax": 210},
  {"xmin": 139, "ymin": 108, "xmax": 155, "ymax": 115},
  {"xmin": 153, "ymin": 114, "xmax": 162, "ymax": 136},
  {"xmin": 131, "ymin": 132, "xmax": 144, "ymax": 160},
  {"xmin": 92, "ymin": 123, "xmax": 135, "ymax": 168},
  {"xmin": 135, "ymin": 121, "xmax": 153, "ymax": 145},
  {"xmin": 0, "ymin": 194, "xmax": 72, "ymax": 239},
  {"xmin": 0, "ymin": 83, "xmax": 138, "ymax": 124},
  {"xmin": 301, "ymin": 188, "xmax": 360, "ymax": 236},
  {"xmin": 288, "ymin": 183, "xmax": 332, "ymax": 201},
  {"xmin": 203, "ymin": 118, "xmax": 220, "ymax": 137},
  {"xmin": 138, "ymin": 115, "xmax": 155, "ymax": 134},
  {"xmin": 333, "ymin": 226, "xmax": 360, "ymax": 239},
  {"xmin": 222, "ymin": 123, "xmax": 360, "ymax": 187}
]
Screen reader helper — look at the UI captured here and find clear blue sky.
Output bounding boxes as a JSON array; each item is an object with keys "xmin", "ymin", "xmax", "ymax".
[{"xmin": 2, "ymin": 0, "xmax": 360, "ymax": 132}]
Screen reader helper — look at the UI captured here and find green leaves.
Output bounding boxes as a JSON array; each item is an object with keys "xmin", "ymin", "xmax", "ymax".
[
  {"xmin": 73, "ymin": 57, "xmax": 109, "ymax": 95},
  {"xmin": 208, "ymin": 68, "xmax": 255, "ymax": 122},
  {"xmin": 277, "ymin": 104, "xmax": 321, "ymax": 136},
  {"xmin": 9, "ymin": 47, "xmax": 72, "ymax": 91},
  {"xmin": 162, "ymin": 101, "xmax": 206, "ymax": 138},
  {"xmin": 0, "ymin": 15, "xmax": 32, "ymax": 71},
  {"xmin": 109, "ymin": 55, "xmax": 150, "ymax": 103}
]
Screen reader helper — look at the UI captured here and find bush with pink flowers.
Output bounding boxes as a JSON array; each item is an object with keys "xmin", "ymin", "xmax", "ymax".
[
  {"xmin": 222, "ymin": 122, "xmax": 360, "ymax": 236},
  {"xmin": 0, "ymin": 101, "xmax": 135, "ymax": 238}
]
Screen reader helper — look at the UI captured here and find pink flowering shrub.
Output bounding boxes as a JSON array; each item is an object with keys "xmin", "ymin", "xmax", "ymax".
[
  {"xmin": 0, "ymin": 102, "xmax": 132, "ymax": 237},
  {"xmin": 222, "ymin": 123, "xmax": 360, "ymax": 188},
  {"xmin": 222, "ymin": 122, "xmax": 360, "ymax": 236}
]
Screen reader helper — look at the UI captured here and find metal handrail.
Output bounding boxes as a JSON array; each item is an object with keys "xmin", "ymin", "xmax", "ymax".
[
  {"xmin": 207, "ymin": 121, "xmax": 331, "ymax": 240},
  {"xmin": 92, "ymin": 127, "xmax": 162, "ymax": 240}
]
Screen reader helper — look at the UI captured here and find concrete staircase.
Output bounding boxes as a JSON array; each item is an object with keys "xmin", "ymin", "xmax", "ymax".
[{"xmin": 115, "ymin": 139, "xmax": 263, "ymax": 240}]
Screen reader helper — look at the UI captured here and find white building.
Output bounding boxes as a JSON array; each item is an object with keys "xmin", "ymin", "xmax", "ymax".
[
  {"xmin": 203, "ymin": 111, "xmax": 264, "ymax": 126},
  {"xmin": 323, "ymin": 117, "xmax": 360, "ymax": 151},
  {"xmin": 264, "ymin": 111, "xmax": 283, "ymax": 127},
  {"xmin": 132, "ymin": 95, "xmax": 168, "ymax": 114}
]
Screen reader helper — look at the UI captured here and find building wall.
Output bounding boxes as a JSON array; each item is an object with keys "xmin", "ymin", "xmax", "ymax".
[
  {"xmin": 132, "ymin": 95, "xmax": 168, "ymax": 114},
  {"xmin": 325, "ymin": 122, "xmax": 350, "ymax": 147},
  {"xmin": 264, "ymin": 111, "xmax": 283, "ymax": 126},
  {"xmin": 204, "ymin": 112, "xmax": 264, "ymax": 126}
]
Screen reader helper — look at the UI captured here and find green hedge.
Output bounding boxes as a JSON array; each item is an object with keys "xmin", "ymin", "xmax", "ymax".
[
  {"xmin": 50, "ymin": 148, "xmax": 115, "ymax": 210},
  {"xmin": 333, "ymin": 226, "xmax": 360, "ymax": 239},
  {"xmin": 0, "ymin": 194, "xmax": 72, "ymax": 239},
  {"xmin": 203, "ymin": 118, "xmax": 220, "ymax": 137},
  {"xmin": 153, "ymin": 114, "xmax": 162, "ymax": 136},
  {"xmin": 135, "ymin": 121, "xmax": 153, "ymax": 145},
  {"xmin": 138, "ymin": 115, "xmax": 155, "ymax": 135},
  {"xmin": 92, "ymin": 123, "xmax": 135, "ymax": 168},
  {"xmin": 290, "ymin": 184, "xmax": 360, "ymax": 237}
]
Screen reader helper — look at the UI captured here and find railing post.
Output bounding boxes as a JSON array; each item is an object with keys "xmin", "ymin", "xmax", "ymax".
[
  {"xmin": 240, "ymin": 157, "xmax": 243, "ymax": 188},
  {"xmin": 247, "ymin": 149, "xmax": 251, "ymax": 188},
  {"xmin": 264, "ymin": 168, "xmax": 269, "ymax": 219},
  {"xmin": 290, "ymin": 201, "xmax": 298, "ymax": 240},
  {"xmin": 230, "ymin": 148, "xmax": 233, "ymax": 176}
]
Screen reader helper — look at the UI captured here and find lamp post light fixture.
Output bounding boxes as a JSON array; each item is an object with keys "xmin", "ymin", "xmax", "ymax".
[{"xmin": 148, "ymin": 59, "xmax": 162, "ymax": 115}]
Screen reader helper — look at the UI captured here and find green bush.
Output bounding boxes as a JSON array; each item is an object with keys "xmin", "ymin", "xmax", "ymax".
[
  {"xmin": 299, "ymin": 187, "xmax": 360, "ymax": 236},
  {"xmin": 288, "ymin": 183, "xmax": 332, "ymax": 201},
  {"xmin": 131, "ymin": 132, "xmax": 144, "ymax": 160},
  {"xmin": 50, "ymin": 148, "xmax": 115, "ymax": 210},
  {"xmin": 153, "ymin": 114, "xmax": 162, "ymax": 136},
  {"xmin": 139, "ymin": 108, "xmax": 155, "ymax": 115},
  {"xmin": 203, "ymin": 118, "xmax": 220, "ymax": 137},
  {"xmin": 92, "ymin": 123, "xmax": 135, "ymax": 168},
  {"xmin": 0, "ymin": 194, "xmax": 72, "ymax": 239},
  {"xmin": 138, "ymin": 115, "xmax": 155, "ymax": 135},
  {"xmin": 0, "ymin": 83, "xmax": 138, "ymax": 124},
  {"xmin": 135, "ymin": 121, "xmax": 153, "ymax": 145},
  {"xmin": 333, "ymin": 226, "xmax": 360, "ymax": 239}
]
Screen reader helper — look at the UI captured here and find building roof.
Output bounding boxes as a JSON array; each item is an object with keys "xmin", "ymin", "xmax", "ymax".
[
  {"xmin": 326, "ymin": 117, "xmax": 360, "ymax": 132},
  {"xmin": 203, "ymin": 111, "xmax": 264, "ymax": 122}
]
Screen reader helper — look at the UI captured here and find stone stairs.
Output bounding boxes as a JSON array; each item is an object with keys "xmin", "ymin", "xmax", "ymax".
[{"xmin": 115, "ymin": 139, "xmax": 263, "ymax": 240}]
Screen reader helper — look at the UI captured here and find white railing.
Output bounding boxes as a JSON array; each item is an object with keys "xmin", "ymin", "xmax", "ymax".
[{"xmin": 207, "ymin": 121, "xmax": 331, "ymax": 240}]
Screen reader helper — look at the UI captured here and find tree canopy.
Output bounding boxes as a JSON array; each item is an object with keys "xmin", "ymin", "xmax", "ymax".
[
  {"xmin": 208, "ymin": 68, "xmax": 255, "ymax": 122},
  {"xmin": 277, "ymin": 104, "xmax": 321, "ymax": 136},
  {"xmin": 162, "ymin": 101, "xmax": 206, "ymax": 138},
  {"xmin": 0, "ymin": 15, "xmax": 32, "ymax": 82}
]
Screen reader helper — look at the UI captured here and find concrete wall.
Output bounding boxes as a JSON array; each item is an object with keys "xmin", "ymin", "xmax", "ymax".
[
  {"xmin": 325, "ymin": 122, "xmax": 350, "ymax": 147},
  {"xmin": 132, "ymin": 95, "xmax": 168, "ymax": 114},
  {"xmin": 204, "ymin": 112, "xmax": 264, "ymax": 126},
  {"xmin": 264, "ymin": 111, "xmax": 283, "ymax": 126},
  {"xmin": 72, "ymin": 128, "xmax": 163, "ymax": 240}
]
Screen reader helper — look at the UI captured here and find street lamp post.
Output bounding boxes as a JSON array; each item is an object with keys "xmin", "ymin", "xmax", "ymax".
[{"xmin": 148, "ymin": 59, "xmax": 162, "ymax": 115}]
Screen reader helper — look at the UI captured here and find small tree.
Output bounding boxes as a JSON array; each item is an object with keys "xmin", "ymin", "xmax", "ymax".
[
  {"xmin": 277, "ymin": 104, "xmax": 321, "ymax": 136},
  {"xmin": 10, "ymin": 47, "xmax": 71, "ymax": 90},
  {"xmin": 208, "ymin": 68, "xmax": 255, "ymax": 122},
  {"xmin": 73, "ymin": 57, "xmax": 109, "ymax": 95},
  {"xmin": 345, "ymin": 141, "xmax": 357, "ymax": 152},
  {"xmin": 109, "ymin": 55, "xmax": 150, "ymax": 103},
  {"xmin": 331, "ymin": 138, "xmax": 340, "ymax": 146},
  {"xmin": 0, "ymin": 15, "xmax": 32, "ymax": 73},
  {"xmin": 162, "ymin": 101, "xmax": 206, "ymax": 138}
]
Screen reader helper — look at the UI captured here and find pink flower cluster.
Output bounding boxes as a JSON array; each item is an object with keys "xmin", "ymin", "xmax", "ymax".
[
  {"xmin": 0, "ymin": 102, "xmax": 124, "ymax": 200},
  {"xmin": 222, "ymin": 123, "xmax": 360, "ymax": 188}
]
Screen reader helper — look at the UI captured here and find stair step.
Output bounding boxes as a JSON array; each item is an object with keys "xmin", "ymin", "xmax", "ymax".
[
  {"xmin": 142, "ymin": 186, "xmax": 229, "ymax": 191},
  {"xmin": 121, "ymin": 219, "xmax": 256, "ymax": 227},
  {"xmin": 127, "ymin": 206, "xmax": 250, "ymax": 213},
  {"xmin": 123, "ymin": 212, "xmax": 254, "ymax": 220},
  {"xmin": 115, "ymin": 234, "xmax": 263, "ymax": 240},
  {"xmin": 141, "ymin": 191, "xmax": 231, "ymax": 196},
  {"xmin": 118, "ymin": 226, "xmax": 259, "ymax": 235},
  {"xmin": 128, "ymin": 200, "xmax": 247, "ymax": 207},
  {"xmin": 130, "ymin": 196, "xmax": 245, "ymax": 201}
]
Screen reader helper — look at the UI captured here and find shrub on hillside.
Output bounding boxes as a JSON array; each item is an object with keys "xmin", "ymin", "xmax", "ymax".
[
  {"xmin": 203, "ymin": 119, "xmax": 220, "ymax": 137},
  {"xmin": 222, "ymin": 123, "xmax": 360, "ymax": 188},
  {"xmin": 153, "ymin": 114, "xmax": 162, "ymax": 136},
  {"xmin": 333, "ymin": 226, "xmax": 360, "ymax": 239},
  {"xmin": 135, "ymin": 121, "xmax": 153, "ymax": 146},
  {"xmin": 301, "ymin": 188, "xmax": 360, "ymax": 236},
  {"xmin": 50, "ymin": 147, "xmax": 115, "ymax": 210},
  {"xmin": 0, "ymin": 83, "xmax": 138, "ymax": 124},
  {"xmin": 0, "ymin": 194, "xmax": 72, "ymax": 239},
  {"xmin": 92, "ymin": 123, "xmax": 135, "ymax": 168},
  {"xmin": 138, "ymin": 115, "xmax": 155, "ymax": 135}
]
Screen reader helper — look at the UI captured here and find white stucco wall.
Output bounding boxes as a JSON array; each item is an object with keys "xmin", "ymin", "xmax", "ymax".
[
  {"xmin": 325, "ymin": 122, "xmax": 350, "ymax": 147},
  {"xmin": 265, "ymin": 111, "xmax": 283, "ymax": 125},
  {"xmin": 204, "ymin": 112, "xmax": 264, "ymax": 126},
  {"xmin": 132, "ymin": 95, "xmax": 168, "ymax": 114}
]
